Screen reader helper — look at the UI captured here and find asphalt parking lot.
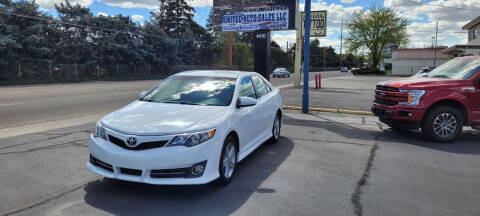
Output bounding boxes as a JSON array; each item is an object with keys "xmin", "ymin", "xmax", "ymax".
[{"xmin": 1, "ymin": 73, "xmax": 480, "ymax": 216}]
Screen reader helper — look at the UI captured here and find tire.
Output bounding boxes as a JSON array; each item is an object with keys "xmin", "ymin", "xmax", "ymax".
[
  {"xmin": 270, "ymin": 112, "xmax": 282, "ymax": 144},
  {"xmin": 421, "ymin": 105, "xmax": 463, "ymax": 142},
  {"xmin": 217, "ymin": 136, "xmax": 237, "ymax": 185},
  {"xmin": 287, "ymin": 74, "xmax": 290, "ymax": 78}
]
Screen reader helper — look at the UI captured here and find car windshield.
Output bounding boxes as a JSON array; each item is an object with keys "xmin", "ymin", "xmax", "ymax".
[
  {"xmin": 426, "ymin": 58, "xmax": 480, "ymax": 79},
  {"xmin": 141, "ymin": 76, "xmax": 236, "ymax": 106},
  {"xmin": 274, "ymin": 68, "xmax": 285, "ymax": 72}
]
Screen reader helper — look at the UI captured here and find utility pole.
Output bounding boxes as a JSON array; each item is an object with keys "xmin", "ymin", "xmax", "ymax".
[
  {"xmin": 228, "ymin": 32, "xmax": 233, "ymax": 66},
  {"xmin": 434, "ymin": 22, "xmax": 438, "ymax": 67},
  {"xmin": 294, "ymin": 0, "xmax": 302, "ymax": 88},
  {"xmin": 323, "ymin": 38, "xmax": 326, "ymax": 71},
  {"xmin": 302, "ymin": 0, "xmax": 312, "ymax": 113},
  {"xmin": 339, "ymin": 18, "xmax": 343, "ymax": 68}
]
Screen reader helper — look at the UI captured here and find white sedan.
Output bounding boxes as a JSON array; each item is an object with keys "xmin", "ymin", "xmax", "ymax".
[{"xmin": 87, "ymin": 70, "xmax": 283, "ymax": 185}]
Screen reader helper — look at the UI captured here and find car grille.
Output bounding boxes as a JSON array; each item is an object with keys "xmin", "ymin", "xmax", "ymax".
[
  {"xmin": 150, "ymin": 168, "xmax": 190, "ymax": 178},
  {"xmin": 120, "ymin": 168, "xmax": 142, "ymax": 176},
  {"xmin": 374, "ymin": 85, "xmax": 407, "ymax": 106},
  {"xmin": 108, "ymin": 135, "xmax": 168, "ymax": 151},
  {"xmin": 90, "ymin": 155, "xmax": 114, "ymax": 172}
]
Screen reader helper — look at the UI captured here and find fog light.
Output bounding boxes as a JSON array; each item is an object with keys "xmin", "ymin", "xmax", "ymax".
[{"xmin": 191, "ymin": 164, "xmax": 205, "ymax": 176}]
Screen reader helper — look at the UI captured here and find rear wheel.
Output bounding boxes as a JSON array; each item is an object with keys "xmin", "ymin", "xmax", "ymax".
[
  {"xmin": 422, "ymin": 106, "xmax": 463, "ymax": 142},
  {"xmin": 217, "ymin": 136, "xmax": 237, "ymax": 185}
]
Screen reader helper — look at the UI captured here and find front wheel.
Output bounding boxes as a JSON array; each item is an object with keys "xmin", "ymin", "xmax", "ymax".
[
  {"xmin": 270, "ymin": 113, "xmax": 281, "ymax": 144},
  {"xmin": 422, "ymin": 106, "xmax": 463, "ymax": 142},
  {"xmin": 217, "ymin": 136, "xmax": 237, "ymax": 185}
]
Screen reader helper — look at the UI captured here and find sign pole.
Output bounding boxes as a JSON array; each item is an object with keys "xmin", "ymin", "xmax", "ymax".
[
  {"xmin": 302, "ymin": 0, "xmax": 312, "ymax": 113},
  {"xmin": 294, "ymin": 0, "xmax": 302, "ymax": 88},
  {"xmin": 228, "ymin": 32, "xmax": 233, "ymax": 66}
]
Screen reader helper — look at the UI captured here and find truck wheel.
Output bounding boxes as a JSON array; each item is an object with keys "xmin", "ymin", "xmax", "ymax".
[{"xmin": 422, "ymin": 106, "xmax": 463, "ymax": 142}]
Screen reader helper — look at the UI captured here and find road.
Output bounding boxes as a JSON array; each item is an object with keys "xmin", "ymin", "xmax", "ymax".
[
  {"xmin": 1, "ymin": 72, "xmax": 479, "ymax": 216},
  {"xmin": 0, "ymin": 71, "xmax": 347, "ymax": 129}
]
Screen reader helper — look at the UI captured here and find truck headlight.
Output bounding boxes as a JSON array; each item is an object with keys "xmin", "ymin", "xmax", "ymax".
[
  {"xmin": 399, "ymin": 90, "xmax": 425, "ymax": 106},
  {"xmin": 93, "ymin": 122, "xmax": 107, "ymax": 140},
  {"xmin": 168, "ymin": 128, "xmax": 216, "ymax": 147}
]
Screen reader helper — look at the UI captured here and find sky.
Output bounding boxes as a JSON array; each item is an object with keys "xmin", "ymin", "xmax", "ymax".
[{"xmin": 33, "ymin": 0, "xmax": 480, "ymax": 53}]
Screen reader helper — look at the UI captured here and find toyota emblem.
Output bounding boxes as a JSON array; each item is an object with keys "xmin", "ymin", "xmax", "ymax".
[{"xmin": 127, "ymin": 137, "xmax": 137, "ymax": 147}]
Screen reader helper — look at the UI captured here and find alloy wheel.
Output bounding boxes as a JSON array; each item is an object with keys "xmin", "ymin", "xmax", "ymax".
[
  {"xmin": 433, "ymin": 113, "xmax": 457, "ymax": 138},
  {"xmin": 222, "ymin": 142, "xmax": 236, "ymax": 179}
]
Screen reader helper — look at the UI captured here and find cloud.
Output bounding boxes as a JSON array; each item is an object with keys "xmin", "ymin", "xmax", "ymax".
[
  {"xmin": 384, "ymin": 0, "xmax": 479, "ymax": 47},
  {"xmin": 98, "ymin": 0, "xmax": 212, "ymax": 9},
  {"xmin": 131, "ymin": 15, "xmax": 144, "ymax": 22},
  {"xmin": 97, "ymin": 12, "xmax": 108, "ymax": 17},
  {"xmin": 340, "ymin": 0, "xmax": 356, "ymax": 3},
  {"xmin": 36, "ymin": 0, "xmax": 94, "ymax": 10}
]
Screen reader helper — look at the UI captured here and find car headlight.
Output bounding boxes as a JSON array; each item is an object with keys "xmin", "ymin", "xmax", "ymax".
[
  {"xmin": 399, "ymin": 90, "xmax": 425, "ymax": 106},
  {"xmin": 93, "ymin": 122, "xmax": 107, "ymax": 140},
  {"xmin": 168, "ymin": 128, "xmax": 216, "ymax": 147}
]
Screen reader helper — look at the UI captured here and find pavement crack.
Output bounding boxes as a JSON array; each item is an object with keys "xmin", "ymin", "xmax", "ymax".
[
  {"xmin": 1, "ymin": 178, "xmax": 101, "ymax": 216},
  {"xmin": 350, "ymin": 134, "xmax": 382, "ymax": 216},
  {"xmin": 0, "ymin": 140, "xmax": 87, "ymax": 156},
  {"xmin": 0, "ymin": 130, "xmax": 90, "ymax": 151},
  {"xmin": 285, "ymin": 136, "xmax": 374, "ymax": 147}
]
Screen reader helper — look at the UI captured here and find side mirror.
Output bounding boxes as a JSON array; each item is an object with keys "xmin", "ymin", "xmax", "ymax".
[
  {"xmin": 236, "ymin": 97, "xmax": 257, "ymax": 108},
  {"xmin": 139, "ymin": 91, "xmax": 148, "ymax": 98}
]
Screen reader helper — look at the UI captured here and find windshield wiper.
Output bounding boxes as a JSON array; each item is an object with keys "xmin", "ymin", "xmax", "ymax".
[
  {"xmin": 139, "ymin": 98, "xmax": 153, "ymax": 102},
  {"xmin": 431, "ymin": 75, "xmax": 450, "ymax": 78},
  {"xmin": 160, "ymin": 100, "xmax": 205, "ymax": 105}
]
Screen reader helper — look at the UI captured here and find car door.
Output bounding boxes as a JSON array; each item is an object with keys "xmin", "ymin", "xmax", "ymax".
[
  {"xmin": 472, "ymin": 75, "xmax": 480, "ymax": 124},
  {"xmin": 251, "ymin": 74, "xmax": 274, "ymax": 141},
  {"xmin": 235, "ymin": 76, "xmax": 263, "ymax": 153}
]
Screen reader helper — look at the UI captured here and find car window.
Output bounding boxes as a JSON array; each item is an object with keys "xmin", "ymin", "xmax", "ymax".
[
  {"xmin": 251, "ymin": 75, "xmax": 269, "ymax": 98},
  {"xmin": 238, "ymin": 76, "xmax": 257, "ymax": 99}
]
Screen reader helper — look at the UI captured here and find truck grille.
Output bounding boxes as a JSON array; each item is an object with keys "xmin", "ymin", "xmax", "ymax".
[
  {"xmin": 374, "ymin": 85, "xmax": 407, "ymax": 106},
  {"xmin": 108, "ymin": 135, "xmax": 168, "ymax": 151}
]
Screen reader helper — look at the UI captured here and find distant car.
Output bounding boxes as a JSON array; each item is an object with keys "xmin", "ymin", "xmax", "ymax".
[
  {"xmin": 273, "ymin": 68, "xmax": 291, "ymax": 78},
  {"xmin": 340, "ymin": 67, "xmax": 348, "ymax": 72},
  {"xmin": 87, "ymin": 70, "xmax": 283, "ymax": 185},
  {"xmin": 414, "ymin": 67, "xmax": 435, "ymax": 76}
]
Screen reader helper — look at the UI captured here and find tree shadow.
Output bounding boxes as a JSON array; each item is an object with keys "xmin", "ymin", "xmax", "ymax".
[{"xmin": 83, "ymin": 137, "xmax": 294, "ymax": 216}]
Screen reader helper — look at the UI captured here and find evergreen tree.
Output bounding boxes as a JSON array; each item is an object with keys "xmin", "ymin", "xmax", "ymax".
[{"xmin": 151, "ymin": 0, "xmax": 194, "ymax": 36}]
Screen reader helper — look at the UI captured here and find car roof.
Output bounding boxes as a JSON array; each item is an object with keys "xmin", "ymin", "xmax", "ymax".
[{"xmin": 176, "ymin": 70, "xmax": 258, "ymax": 78}]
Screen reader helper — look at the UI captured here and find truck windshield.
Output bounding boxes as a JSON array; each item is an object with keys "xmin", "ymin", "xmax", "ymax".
[{"xmin": 426, "ymin": 58, "xmax": 480, "ymax": 80}]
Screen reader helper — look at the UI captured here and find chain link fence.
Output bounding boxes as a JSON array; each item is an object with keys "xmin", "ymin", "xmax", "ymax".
[{"xmin": 0, "ymin": 63, "xmax": 254, "ymax": 85}]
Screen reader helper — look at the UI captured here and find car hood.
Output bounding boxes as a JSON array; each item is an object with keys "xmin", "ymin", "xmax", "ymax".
[
  {"xmin": 101, "ymin": 101, "xmax": 228, "ymax": 135},
  {"xmin": 378, "ymin": 77, "xmax": 469, "ymax": 89}
]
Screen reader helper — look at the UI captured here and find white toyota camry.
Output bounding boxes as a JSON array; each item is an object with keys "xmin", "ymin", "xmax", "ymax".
[{"xmin": 87, "ymin": 70, "xmax": 282, "ymax": 185}]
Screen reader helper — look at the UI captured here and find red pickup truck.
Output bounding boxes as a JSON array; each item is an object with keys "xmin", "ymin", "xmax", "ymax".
[{"xmin": 372, "ymin": 56, "xmax": 480, "ymax": 142}]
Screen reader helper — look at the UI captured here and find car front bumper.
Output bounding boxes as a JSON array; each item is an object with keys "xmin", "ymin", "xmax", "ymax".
[
  {"xmin": 86, "ymin": 134, "xmax": 222, "ymax": 185},
  {"xmin": 372, "ymin": 104, "xmax": 426, "ymax": 123}
]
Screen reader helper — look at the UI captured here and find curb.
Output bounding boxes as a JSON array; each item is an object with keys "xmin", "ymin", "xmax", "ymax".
[{"xmin": 282, "ymin": 105, "xmax": 374, "ymax": 116}]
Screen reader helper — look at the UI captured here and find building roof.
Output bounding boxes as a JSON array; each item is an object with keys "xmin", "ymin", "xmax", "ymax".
[
  {"xmin": 442, "ymin": 45, "xmax": 480, "ymax": 55},
  {"xmin": 462, "ymin": 16, "xmax": 480, "ymax": 30},
  {"xmin": 392, "ymin": 47, "xmax": 446, "ymax": 52}
]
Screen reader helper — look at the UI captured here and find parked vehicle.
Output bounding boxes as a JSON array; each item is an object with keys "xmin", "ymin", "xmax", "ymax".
[
  {"xmin": 87, "ymin": 71, "xmax": 283, "ymax": 185},
  {"xmin": 273, "ymin": 68, "xmax": 291, "ymax": 78},
  {"xmin": 372, "ymin": 56, "xmax": 480, "ymax": 142},
  {"xmin": 414, "ymin": 67, "xmax": 435, "ymax": 76},
  {"xmin": 341, "ymin": 67, "xmax": 348, "ymax": 73}
]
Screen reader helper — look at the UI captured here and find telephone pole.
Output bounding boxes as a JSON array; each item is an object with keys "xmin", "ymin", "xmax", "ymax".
[
  {"xmin": 339, "ymin": 18, "xmax": 343, "ymax": 68},
  {"xmin": 433, "ymin": 22, "xmax": 438, "ymax": 67}
]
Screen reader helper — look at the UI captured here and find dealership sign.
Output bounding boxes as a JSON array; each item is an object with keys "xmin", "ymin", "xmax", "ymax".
[
  {"xmin": 302, "ymin": 11, "xmax": 327, "ymax": 37},
  {"xmin": 212, "ymin": 0, "xmax": 296, "ymax": 32}
]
